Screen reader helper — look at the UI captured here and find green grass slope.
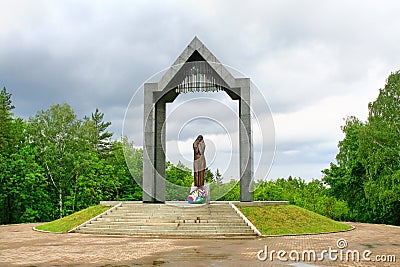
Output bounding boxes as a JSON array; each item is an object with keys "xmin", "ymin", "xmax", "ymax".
[
  {"xmin": 239, "ymin": 205, "xmax": 352, "ymax": 235},
  {"xmin": 35, "ymin": 205, "xmax": 111, "ymax": 233}
]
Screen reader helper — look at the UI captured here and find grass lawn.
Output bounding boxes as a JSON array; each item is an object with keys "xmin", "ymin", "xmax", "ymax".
[
  {"xmin": 35, "ymin": 205, "xmax": 111, "ymax": 233},
  {"xmin": 239, "ymin": 205, "xmax": 352, "ymax": 235}
]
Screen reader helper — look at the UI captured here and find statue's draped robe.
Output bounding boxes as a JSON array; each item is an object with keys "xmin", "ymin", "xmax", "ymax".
[{"xmin": 193, "ymin": 140, "xmax": 206, "ymax": 186}]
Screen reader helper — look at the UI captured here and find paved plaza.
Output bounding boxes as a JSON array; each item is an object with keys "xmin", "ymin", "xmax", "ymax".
[{"xmin": 0, "ymin": 222, "xmax": 399, "ymax": 266}]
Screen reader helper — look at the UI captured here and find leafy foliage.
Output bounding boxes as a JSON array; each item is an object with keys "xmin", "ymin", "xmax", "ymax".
[
  {"xmin": 253, "ymin": 177, "xmax": 349, "ymax": 221},
  {"xmin": 165, "ymin": 161, "xmax": 193, "ymax": 200},
  {"xmin": 323, "ymin": 71, "xmax": 400, "ymax": 225},
  {"xmin": 0, "ymin": 89, "xmax": 142, "ymax": 224}
]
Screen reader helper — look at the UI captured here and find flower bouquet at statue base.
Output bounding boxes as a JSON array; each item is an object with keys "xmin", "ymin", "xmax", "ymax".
[{"xmin": 187, "ymin": 187, "xmax": 208, "ymax": 204}]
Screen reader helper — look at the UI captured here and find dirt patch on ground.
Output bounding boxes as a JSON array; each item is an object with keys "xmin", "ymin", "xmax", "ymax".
[{"xmin": 0, "ymin": 222, "xmax": 399, "ymax": 266}]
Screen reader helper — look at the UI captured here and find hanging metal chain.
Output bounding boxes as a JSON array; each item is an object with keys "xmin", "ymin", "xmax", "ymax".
[{"xmin": 175, "ymin": 62, "xmax": 226, "ymax": 93}]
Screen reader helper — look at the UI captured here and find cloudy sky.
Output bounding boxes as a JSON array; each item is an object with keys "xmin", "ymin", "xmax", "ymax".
[{"xmin": 1, "ymin": 0, "xmax": 400, "ymax": 181}]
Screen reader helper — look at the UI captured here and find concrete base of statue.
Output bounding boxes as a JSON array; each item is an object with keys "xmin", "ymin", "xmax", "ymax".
[{"xmin": 190, "ymin": 183, "xmax": 210, "ymax": 204}]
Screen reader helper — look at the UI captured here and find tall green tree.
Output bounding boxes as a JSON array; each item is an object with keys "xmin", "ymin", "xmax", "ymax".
[
  {"xmin": 112, "ymin": 138, "xmax": 142, "ymax": 201},
  {"xmin": 213, "ymin": 169, "xmax": 223, "ymax": 185},
  {"xmin": 322, "ymin": 116, "xmax": 367, "ymax": 220},
  {"xmin": 323, "ymin": 71, "xmax": 400, "ymax": 225},
  {"xmin": 0, "ymin": 86, "xmax": 15, "ymax": 153},
  {"xmin": 358, "ymin": 71, "xmax": 400, "ymax": 224},
  {"xmin": 6, "ymin": 132, "xmax": 50, "ymax": 223},
  {"xmin": 359, "ymin": 71, "xmax": 400, "ymax": 177},
  {"xmin": 0, "ymin": 87, "xmax": 17, "ymax": 223},
  {"xmin": 0, "ymin": 87, "xmax": 51, "ymax": 224},
  {"xmin": 85, "ymin": 108, "xmax": 113, "ymax": 157},
  {"xmin": 28, "ymin": 103, "xmax": 90, "ymax": 218},
  {"xmin": 204, "ymin": 167, "xmax": 214, "ymax": 184},
  {"xmin": 71, "ymin": 152, "xmax": 118, "ymax": 210}
]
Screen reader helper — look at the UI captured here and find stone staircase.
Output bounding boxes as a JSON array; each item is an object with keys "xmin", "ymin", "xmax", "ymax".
[{"xmin": 72, "ymin": 203, "xmax": 258, "ymax": 238}]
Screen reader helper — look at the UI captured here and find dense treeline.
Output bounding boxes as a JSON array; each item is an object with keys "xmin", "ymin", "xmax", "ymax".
[
  {"xmin": 165, "ymin": 165, "xmax": 349, "ymax": 221},
  {"xmin": 323, "ymin": 71, "xmax": 400, "ymax": 225},
  {"xmin": 0, "ymin": 88, "xmax": 142, "ymax": 224},
  {"xmin": 1, "ymin": 70, "xmax": 399, "ymax": 225}
]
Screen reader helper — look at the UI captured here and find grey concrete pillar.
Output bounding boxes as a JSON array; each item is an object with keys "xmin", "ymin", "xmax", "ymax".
[
  {"xmin": 143, "ymin": 83, "xmax": 177, "ymax": 203},
  {"xmin": 154, "ymin": 100, "xmax": 166, "ymax": 202},
  {"xmin": 143, "ymin": 83, "xmax": 157, "ymax": 202},
  {"xmin": 237, "ymin": 78, "xmax": 253, "ymax": 202}
]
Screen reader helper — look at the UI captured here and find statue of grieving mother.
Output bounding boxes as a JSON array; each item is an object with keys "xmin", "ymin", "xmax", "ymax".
[{"xmin": 193, "ymin": 134, "xmax": 206, "ymax": 187}]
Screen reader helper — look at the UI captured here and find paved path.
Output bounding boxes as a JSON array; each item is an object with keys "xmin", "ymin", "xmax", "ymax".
[{"xmin": 0, "ymin": 223, "xmax": 399, "ymax": 266}]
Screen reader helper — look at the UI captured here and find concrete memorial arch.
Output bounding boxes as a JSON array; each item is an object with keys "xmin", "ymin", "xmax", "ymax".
[{"xmin": 143, "ymin": 37, "xmax": 253, "ymax": 203}]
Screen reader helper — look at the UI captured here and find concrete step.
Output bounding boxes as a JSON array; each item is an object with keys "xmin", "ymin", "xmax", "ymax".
[
  {"xmin": 106, "ymin": 210, "xmax": 239, "ymax": 216},
  {"xmin": 116, "ymin": 204, "xmax": 231, "ymax": 210},
  {"xmin": 103, "ymin": 215, "xmax": 241, "ymax": 220},
  {"xmin": 89, "ymin": 221, "xmax": 247, "ymax": 227},
  {"xmin": 82, "ymin": 225, "xmax": 254, "ymax": 233},
  {"xmin": 115, "ymin": 208, "xmax": 234, "ymax": 213},
  {"xmin": 108, "ymin": 212, "xmax": 235, "ymax": 216},
  {"xmin": 112, "ymin": 210, "xmax": 235, "ymax": 214},
  {"xmin": 96, "ymin": 218, "xmax": 244, "ymax": 224},
  {"xmin": 121, "ymin": 206, "xmax": 229, "ymax": 209},
  {"xmin": 117, "ymin": 204, "xmax": 232, "ymax": 208},
  {"xmin": 77, "ymin": 227, "xmax": 255, "ymax": 234},
  {"xmin": 77, "ymin": 229, "xmax": 256, "ymax": 238},
  {"xmin": 109, "ymin": 211, "xmax": 234, "ymax": 217},
  {"xmin": 97, "ymin": 213, "xmax": 243, "ymax": 219},
  {"xmin": 84, "ymin": 223, "xmax": 251, "ymax": 230}
]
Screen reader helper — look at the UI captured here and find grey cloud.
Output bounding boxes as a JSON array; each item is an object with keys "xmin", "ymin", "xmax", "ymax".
[
  {"xmin": 275, "ymin": 140, "xmax": 338, "ymax": 165},
  {"xmin": 2, "ymin": 0, "xmax": 400, "ymax": 181}
]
